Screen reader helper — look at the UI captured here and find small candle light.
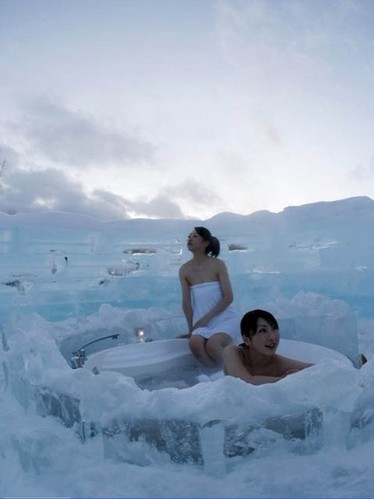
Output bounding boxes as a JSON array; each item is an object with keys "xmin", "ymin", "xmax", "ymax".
[{"xmin": 136, "ymin": 328, "xmax": 146, "ymax": 342}]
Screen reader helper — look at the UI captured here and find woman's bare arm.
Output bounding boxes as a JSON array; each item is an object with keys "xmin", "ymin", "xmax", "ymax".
[
  {"xmin": 179, "ymin": 265, "xmax": 193, "ymax": 334},
  {"xmin": 223, "ymin": 346, "xmax": 284, "ymax": 385},
  {"xmin": 278, "ymin": 355, "xmax": 313, "ymax": 374}
]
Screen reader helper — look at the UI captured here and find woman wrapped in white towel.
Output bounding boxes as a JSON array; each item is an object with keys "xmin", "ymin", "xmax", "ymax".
[{"xmin": 179, "ymin": 226, "xmax": 240, "ymax": 367}]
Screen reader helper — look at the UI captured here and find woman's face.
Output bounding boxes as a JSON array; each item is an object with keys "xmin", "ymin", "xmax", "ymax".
[
  {"xmin": 244, "ymin": 317, "xmax": 280, "ymax": 355},
  {"xmin": 187, "ymin": 230, "xmax": 208, "ymax": 253}
]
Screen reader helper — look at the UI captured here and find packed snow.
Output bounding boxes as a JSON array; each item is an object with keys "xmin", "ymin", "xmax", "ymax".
[{"xmin": 1, "ymin": 196, "xmax": 374, "ymax": 498}]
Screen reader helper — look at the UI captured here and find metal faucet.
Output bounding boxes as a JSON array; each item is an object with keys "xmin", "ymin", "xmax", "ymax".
[{"xmin": 71, "ymin": 334, "xmax": 119, "ymax": 368}]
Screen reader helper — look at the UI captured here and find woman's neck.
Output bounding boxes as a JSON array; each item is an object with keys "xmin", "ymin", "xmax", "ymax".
[
  {"xmin": 245, "ymin": 348, "xmax": 274, "ymax": 370},
  {"xmin": 191, "ymin": 252, "xmax": 209, "ymax": 265}
]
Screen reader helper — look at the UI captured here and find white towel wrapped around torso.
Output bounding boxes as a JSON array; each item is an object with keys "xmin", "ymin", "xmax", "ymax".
[{"xmin": 190, "ymin": 281, "xmax": 240, "ymax": 340}]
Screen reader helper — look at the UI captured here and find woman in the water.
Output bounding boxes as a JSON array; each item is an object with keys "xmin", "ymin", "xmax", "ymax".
[
  {"xmin": 179, "ymin": 226, "xmax": 240, "ymax": 367},
  {"xmin": 223, "ymin": 309, "xmax": 312, "ymax": 384}
]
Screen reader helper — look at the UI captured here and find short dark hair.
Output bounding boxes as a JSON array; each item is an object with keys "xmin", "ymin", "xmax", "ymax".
[
  {"xmin": 240, "ymin": 309, "xmax": 279, "ymax": 340},
  {"xmin": 194, "ymin": 226, "xmax": 220, "ymax": 257}
]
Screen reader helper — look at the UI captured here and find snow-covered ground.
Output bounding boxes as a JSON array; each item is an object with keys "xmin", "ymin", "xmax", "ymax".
[{"xmin": 1, "ymin": 197, "xmax": 374, "ymax": 498}]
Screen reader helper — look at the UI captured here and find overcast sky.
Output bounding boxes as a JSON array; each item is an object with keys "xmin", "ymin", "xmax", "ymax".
[{"xmin": 0, "ymin": 0, "xmax": 373, "ymax": 219}]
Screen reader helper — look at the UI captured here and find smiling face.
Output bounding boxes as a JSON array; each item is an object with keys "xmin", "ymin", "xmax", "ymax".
[{"xmin": 243, "ymin": 317, "xmax": 280, "ymax": 356}]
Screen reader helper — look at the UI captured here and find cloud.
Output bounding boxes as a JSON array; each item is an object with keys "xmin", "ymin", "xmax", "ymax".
[
  {"xmin": 119, "ymin": 179, "xmax": 224, "ymax": 219},
  {"xmin": 165, "ymin": 179, "xmax": 223, "ymax": 207},
  {"xmin": 216, "ymin": 0, "xmax": 374, "ymax": 91},
  {"xmin": 0, "ymin": 164, "xmax": 193, "ymax": 219},
  {"xmin": 0, "ymin": 159, "xmax": 131, "ymax": 218},
  {"xmin": 0, "ymin": 145, "xmax": 20, "ymax": 189},
  {"xmin": 128, "ymin": 195, "xmax": 185, "ymax": 219},
  {"xmin": 89, "ymin": 190, "xmax": 188, "ymax": 220},
  {"xmin": 0, "ymin": 143, "xmax": 191, "ymax": 219},
  {"xmin": 91, "ymin": 177, "xmax": 225, "ymax": 220},
  {"xmin": 9, "ymin": 96, "xmax": 155, "ymax": 168}
]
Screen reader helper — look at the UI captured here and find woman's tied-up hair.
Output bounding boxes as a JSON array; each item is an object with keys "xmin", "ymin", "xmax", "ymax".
[
  {"xmin": 194, "ymin": 226, "xmax": 220, "ymax": 257},
  {"xmin": 240, "ymin": 309, "xmax": 279, "ymax": 340}
]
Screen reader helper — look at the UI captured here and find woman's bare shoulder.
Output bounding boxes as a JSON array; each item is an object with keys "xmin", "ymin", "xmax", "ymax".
[
  {"xmin": 179, "ymin": 260, "xmax": 192, "ymax": 274},
  {"xmin": 223, "ymin": 344, "xmax": 241, "ymax": 358},
  {"xmin": 211, "ymin": 257, "xmax": 227, "ymax": 269}
]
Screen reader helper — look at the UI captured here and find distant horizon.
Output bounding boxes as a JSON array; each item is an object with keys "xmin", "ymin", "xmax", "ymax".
[{"xmin": 1, "ymin": 194, "xmax": 373, "ymax": 222}]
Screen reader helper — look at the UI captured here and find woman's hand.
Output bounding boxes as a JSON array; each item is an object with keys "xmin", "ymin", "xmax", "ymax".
[
  {"xmin": 177, "ymin": 333, "xmax": 191, "ymax": 339},
  {"xmin": 192, "ymin": 317, "xmax": 208, "ymax": 330}
]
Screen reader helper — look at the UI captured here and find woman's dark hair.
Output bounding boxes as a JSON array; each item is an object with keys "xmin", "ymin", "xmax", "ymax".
[
  {"xmin": 194, "ymin": 226, "xmax": 220, "ymax": 257},
  {"xmin": 240, "ymin": 309, "xmax": 279, "ymax": 340}
]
